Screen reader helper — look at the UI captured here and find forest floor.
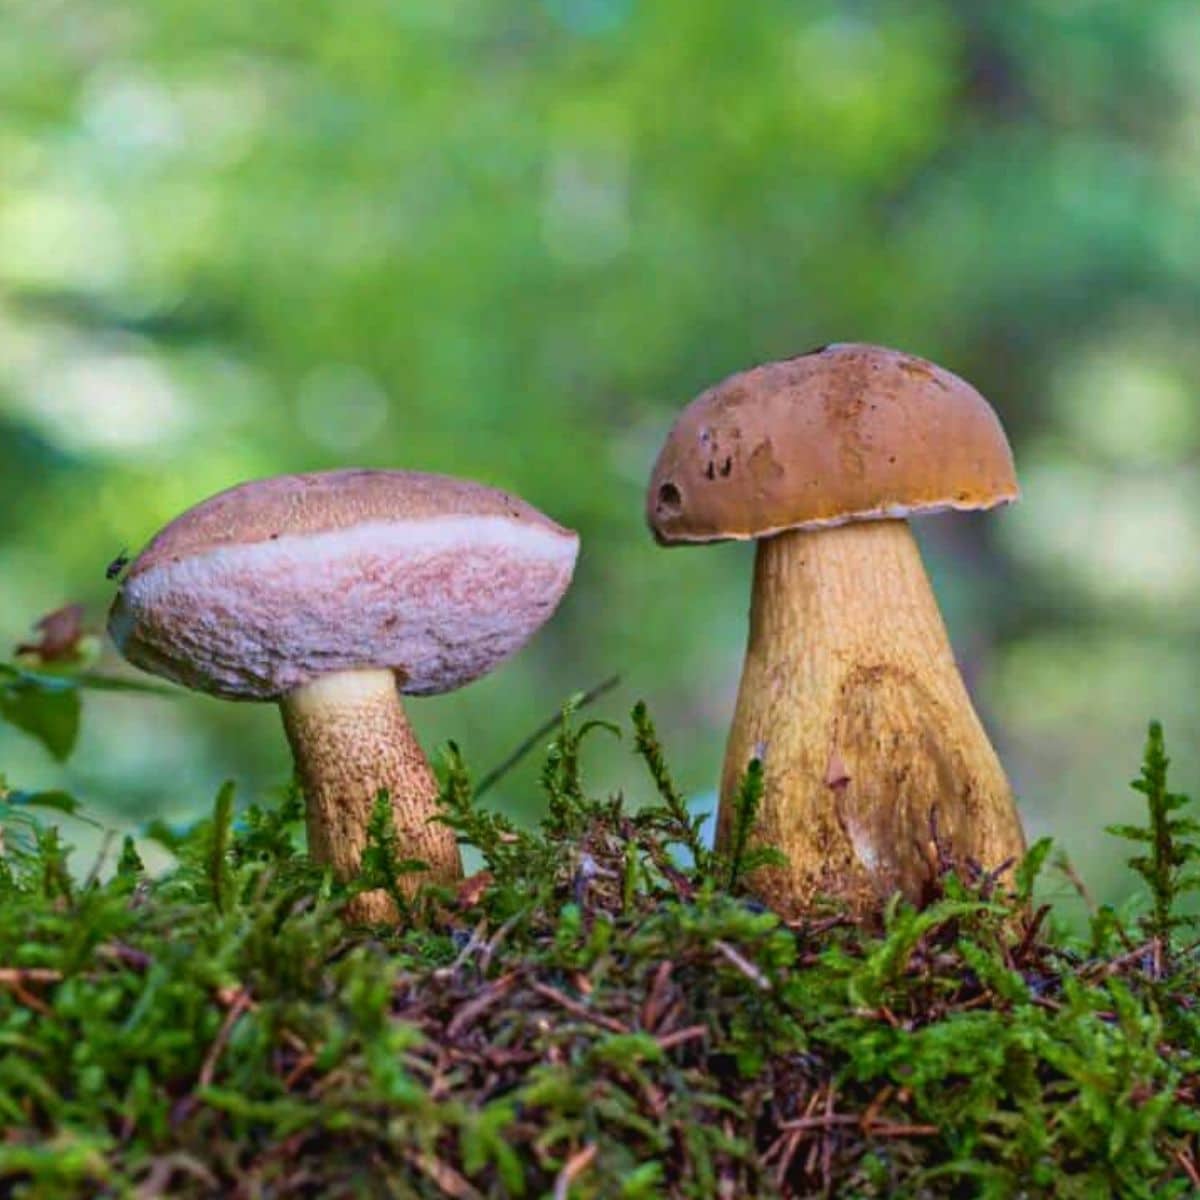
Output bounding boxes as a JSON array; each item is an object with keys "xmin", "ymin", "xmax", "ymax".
[{"xmin": 1, "ymin": 667, "xmax": 1198, "ymax": 1198}]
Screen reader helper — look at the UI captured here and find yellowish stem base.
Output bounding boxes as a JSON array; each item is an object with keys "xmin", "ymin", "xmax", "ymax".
[
  {"xmin": 280, "ymin": 669, "xmax": 462, "ymax": 923},
  {"xmin": 718, "ymin": 520, "xmax": 1025, "ymax": 917}
]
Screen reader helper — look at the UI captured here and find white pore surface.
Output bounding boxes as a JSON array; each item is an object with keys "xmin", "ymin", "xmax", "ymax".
[
  {"xmin": 109, "ymin": 515, "xmax": 579, "ymax": 699},
  {"xmin": 660, "ymin": 495, "xmax": 1018, "ymax": 544}
]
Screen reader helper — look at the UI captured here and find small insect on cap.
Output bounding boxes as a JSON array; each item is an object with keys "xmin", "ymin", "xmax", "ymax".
[
  {"xmin": 647, "ymin": 343, "xmax": 1019, "ymax": 545},
  {"xmin": 108, "ymin": 469, "xmax": 580, "ymax": 700}
]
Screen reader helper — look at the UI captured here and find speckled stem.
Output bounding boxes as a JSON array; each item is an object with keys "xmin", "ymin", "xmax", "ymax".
[
  {"xmin": 280, "ymin": 669, "xmax": 462, "ymax": 923},
  {"xmin": 717, "ymin": 520, "xmax": 1026, "ymax": 918}
]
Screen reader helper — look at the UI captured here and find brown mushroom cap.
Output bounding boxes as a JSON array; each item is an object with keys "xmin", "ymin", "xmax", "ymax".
[
  {"xmin": 109, "ymin": 469, "xmax": 579, "ymax": 700},
  {"xmin": 647, "ymin": 343, "xmax": 1018, "ymax": 544}
]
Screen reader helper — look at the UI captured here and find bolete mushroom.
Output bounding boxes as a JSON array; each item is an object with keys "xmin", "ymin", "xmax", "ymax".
[
  {"xmin": 109, "ymin": 468, "xmax": 579, "ymax": 921},
  {"xmin": 647, "ymin": 343, "xmax": 1026, "ymax": 916}
]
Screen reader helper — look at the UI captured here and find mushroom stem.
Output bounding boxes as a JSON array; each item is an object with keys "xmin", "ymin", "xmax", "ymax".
[
  {"xmin": 717, "ymin": 519, "xmax": 1025, "ymax": 917},
  {"xmin": 279, "ymin": 669, "xmax": 462, "ymax": 921}
]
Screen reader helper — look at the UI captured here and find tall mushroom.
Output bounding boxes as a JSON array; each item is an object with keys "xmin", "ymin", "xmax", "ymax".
[
  {"xmin": 109, "ymin": 468, "xmax": 579, "ymax": 921},
  {"xmin": 647, "ymin": 344, "xmax": 1026, "ymax": 917}
]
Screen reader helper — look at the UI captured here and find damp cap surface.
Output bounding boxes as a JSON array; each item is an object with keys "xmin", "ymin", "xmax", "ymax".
[
  {"xmin": 647, "ymin": 343, "xmax": 1019, "ymax": 545},
  {"xmin": 109, "ymin": 468, "xmax": 580, "ymax": 700}
]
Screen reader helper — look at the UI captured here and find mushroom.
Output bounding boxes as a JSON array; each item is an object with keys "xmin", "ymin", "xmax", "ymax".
[
  {"xmin": 646, "ymin": 343, "xmax": 1026, "ymax": 916},
  {"xmin": 109, "ymin": 468, "xmax": 579, "ymax": 921}
]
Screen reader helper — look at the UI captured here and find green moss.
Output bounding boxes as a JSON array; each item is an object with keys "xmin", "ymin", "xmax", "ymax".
[{"xmin": 1, "ymin": 669, "xmax": 1199, "ymax": 1197}]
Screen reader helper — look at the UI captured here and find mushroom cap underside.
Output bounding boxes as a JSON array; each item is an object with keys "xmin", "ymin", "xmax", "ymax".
[
  {"xmin": 109, "ymin": 469, "xmax": 579, "ymax": 699},
  {"xmin": 647, "ymin": 343, "xmax": 1018, "ymax": 544}
]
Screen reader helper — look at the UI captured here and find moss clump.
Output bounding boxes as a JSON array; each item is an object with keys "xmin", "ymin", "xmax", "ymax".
[{"xmin": 1, "ymin": 672, "xmax": 1199, "ymax": 1197}]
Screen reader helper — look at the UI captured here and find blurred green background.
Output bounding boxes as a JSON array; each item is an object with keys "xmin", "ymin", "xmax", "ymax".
[{"xmin": 2, "ymin": 1, "xmax": 1198, "ymax": 902}]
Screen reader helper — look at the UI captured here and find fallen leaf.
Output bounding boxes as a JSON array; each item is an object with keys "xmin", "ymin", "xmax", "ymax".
[
  {"xmin": 456, "ymin": 870, "xmax": 494, "ymax": 908},
  {"xmin": 15, "ymin": 604, "xmax": 87, "ymax": 663}
]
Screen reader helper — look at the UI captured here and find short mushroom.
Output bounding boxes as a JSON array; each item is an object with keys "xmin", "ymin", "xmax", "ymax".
[
  {"xmin": 109, "ymin": 468, "xmax": 579, "ymax": 921},
  {"xmin": 646, "ymin": 343, "xmax": 1026, "ymax": 916}
]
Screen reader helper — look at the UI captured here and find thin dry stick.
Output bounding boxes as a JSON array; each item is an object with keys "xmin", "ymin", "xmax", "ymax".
[
  {"xmin": 773, "ymin": 1128, "xmax": 804, "ymax": 1192},
  {"xmin": 8, "ymin": 981, "xmax": 51, "ymax": 1015},
  {"xmin": 0, "ymin": 967, "xmax": 64, "ymax": 985},
  {"xmin": 860, "ymin": 1086, "xmax": 894, "ymax": 1131},
  {"xmin": 473, "ymin": 674, "xmax": 621, "ymax": 799},
  {"xmin": 406, "ymin": 1151, "xmax": 483, "ymax": 1200},
  {"xmin": 0, "ymin": 967, "xmax": 62, "ymax": 1016},
  {"xmin": 282, "ymin": 1054, "xmax": 317, "ymax": 1091},
  {"xmin": 445, "ymin": 972, "xmax": 518, "ymax": 1039},
  {"xmin": 480, "ymin": 912, "xmax": 523, "ymax": 976},
  {"xmin": 641, "ymin": 960, "xmax": 674, "ymax": 1031},
  {"xmin": 800, "ymin": 1086, "xmax": 825, "ymax": 1176},
  {"xmin": 82, "ymin": 830, "xmax": 118, "ymax": 892},
  {"xmin": 1011, "ymin": 904, "xmax": 1051, "ymax": 965},
  {"xmin": 553, "ymin": 1144, "xmax": 598, "ymax": 1200},
  {"xmin": 656, "ymin": 1024, "xmax": 707, "ymax": 1051},
  {"xmin": 1174, "ymin": 1147, "xmax": 1200, "ymax": 1189},
  {"xmin": 133, "ymin": 1152, "xmax": 218, "ymax": 1200},
  {"xmin": 781, "ymin": 1113, "xmax": 938, "ymax": 1136},
  {"xmin": 821, "ymin": 1084, "xmax": 835, "ymax": 1191},
  {"xmin": 198, "ymin": 988, "xmax": 253, "ymax": 1089},
  {"xmin": 713, "ymin": 940, "xmax": 770, "ymax": 991},
  {"xmin": 1080, "ymin": 940, "xmax": 1159, "ymax": 981},
  {"xmin": 869, "ymin": 1123, "xmax": 941, "ymax": 1137},
  {"xmin": 529, "ymin": 981, "xmax": 628, "ymax": 1034},
  {"xmin": 432, "ymin": 917, "xmax": 489, "ymax": 981},
  {"xmin": 1054, "ymin": 851, "xmax": 1139, "ymax": 948}
]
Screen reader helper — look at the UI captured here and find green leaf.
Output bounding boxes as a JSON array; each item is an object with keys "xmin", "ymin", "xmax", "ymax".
[
  {"xmin": 209, "ymin": 780, "xmax": 236, "ymax": 914},
  {"xmin": 116, "ymin": 835, "xmax": 144, "ymax": 879},
  {"xmin": 0, "ymin": 664, "xmax": 77, "ymax": 692},
  {"xmin": 1105, "ymin": 824, "xmax": 1153, "ymax": 842},
  {"xmin": 141, "ymin": 818, "xmax": 190, "ymax": 853},
  {"xmin": 73, "ymin": 672, "xmax": 177, "ymax": 695},
  {"xmin": 1015, "ymin": 836, "xmax": 1054, "ymax": 902},
  {"xmin": 0, "ymin": 683, "xmax": 81, "ymax": 761},
  {"xmin": 620, "ymin": 1163, "xmax": 666, "ymax": 1197},
  {"xmin": 723, "ymin": 757, "xmax": 767, "ymax": 892},
  {"xmin": 5, "ymin": 789, "xmax": 83, "ymax": 817}
]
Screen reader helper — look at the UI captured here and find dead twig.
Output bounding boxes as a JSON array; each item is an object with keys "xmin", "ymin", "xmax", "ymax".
[
  {"xmin": 1080, "ymin": 940, "xmax": 1158, "ymax": 981},
  {"xmin": 474, "ymin": 674, "xmax": 621, "ymax": 799},
  {"xmin": 480, "ymin": 911, "xmax": 523, "ymax": 976},
  {"xmin": 1174, "ymin": 1146, "xmax": 1200, "ymax": 1189},
  {"xmin": 713, "ymin": 940, "xmax": 770, "ymax": 991},
  {"xmin": 406, "ymin": 1151, "xmax": 484, "ymax": 1200},
  {"xmin": 780, "ymin": 1112, "xmax": 938, "ymax": 1137},
  {"xmin": 821, "ymin": 1083, "xmax": 835, "ymax": 1191},
  {"xmin": 529, "ymin": 981, "xmax": 628, "ymax": 1034},
  {"xmin": 641, "ymin": 960, "xmax": 674, "ymax": 1031},
  {"xmin": 446, "ymin": 971, "xmax": 518, "ymax": 1039},
  {"xmin": 198, "ymin": 987, "xmax": 253, "ymax": 1089},
  {"xmin": 0, "ymin": 967, "xmax": 63, "ymax": 985},
  {"xmin": 134, "ymin": 1152, "xmax": 218, "ymax": 1199},
  {"xmin": 656, "ymin": 1023, "xmax": 707, "ymax": 1051},
  {"xmin": 553, "ymin": 1143, "xmax": 598, "ymax": 1200}
]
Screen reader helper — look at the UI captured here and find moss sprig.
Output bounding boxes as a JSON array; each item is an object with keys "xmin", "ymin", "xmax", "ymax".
[{"xmin": 1106, "ymin": 720, "xmax": 1200, "ymax": 952}]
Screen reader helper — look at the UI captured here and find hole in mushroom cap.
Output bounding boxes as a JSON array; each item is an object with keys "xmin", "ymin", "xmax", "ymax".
[{"xmin": 657, "ymin": 482, "xmax": 682, "ymax": 512}]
